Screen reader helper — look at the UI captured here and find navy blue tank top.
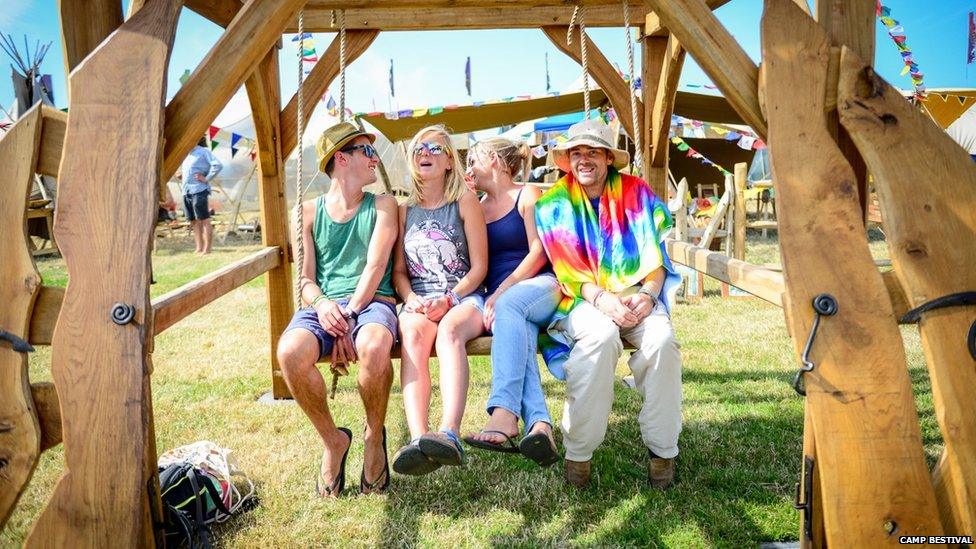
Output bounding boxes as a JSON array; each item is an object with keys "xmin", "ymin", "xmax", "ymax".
[{"xmin": 484, "ymin": 189, "xmax": 552, "ymax": 295}]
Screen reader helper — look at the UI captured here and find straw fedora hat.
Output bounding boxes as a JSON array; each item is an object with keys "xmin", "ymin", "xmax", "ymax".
[
  {"xmin": 550, "ymin": 118, "xmax": 630, "ymax": 173},
  {"xmin": 315, "ymin": 121, "xmax": 376, "ymax": 173}
]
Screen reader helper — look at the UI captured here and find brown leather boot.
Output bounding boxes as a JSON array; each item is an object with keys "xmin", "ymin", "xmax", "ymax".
[
  {"xmin": 648, "ymin": 457, "xmax": 675, "ymax": 489},
  {"xmin": 564, "ymin": 459, "xmax": 591, "ymax": 488}
]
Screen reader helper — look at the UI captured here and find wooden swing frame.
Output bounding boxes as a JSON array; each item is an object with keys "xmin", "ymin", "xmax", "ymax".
[{"xmin": 1, "ymin": 0, "xmax": 974, "ymax": 546}]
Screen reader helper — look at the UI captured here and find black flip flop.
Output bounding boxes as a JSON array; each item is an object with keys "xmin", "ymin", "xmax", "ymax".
[
  {"xmin": 361, "ymin": 427, "xmax": 390, "ymax": 494},
  {"xmin": 392, "ymin": 438, "xmax": 441, "ymax": 476},
  {"xmin": 519, "ymin": 431, "xmax": 561, "ymax": 467},
  {"xmin": 316, "ymin": 427, "xmax": 353, "ymax": 497},
  {"xmin": 418, "ymin": 431, "xmax": 465, "ymax": 466},
  {"xmin": 462, "ymin": 430, "xmax": 521, "ymax": 454}
]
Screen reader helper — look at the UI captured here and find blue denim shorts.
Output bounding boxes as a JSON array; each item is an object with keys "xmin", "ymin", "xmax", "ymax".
[
  {"xmin": 183, "ymin": 190, "xmax": 210, "ymax": 221},
  {"xmin": 284, "ymin": 299, "xmax": 398, "ymax": 360},
  {"xmin": 402, "ymin": 292, "xmax": 486, "ymax": 315}
]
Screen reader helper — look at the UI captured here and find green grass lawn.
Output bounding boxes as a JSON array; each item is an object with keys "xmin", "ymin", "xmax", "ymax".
[{"xmin": 3, "ymin": 229, "xmax": 937, "ymax": 547}]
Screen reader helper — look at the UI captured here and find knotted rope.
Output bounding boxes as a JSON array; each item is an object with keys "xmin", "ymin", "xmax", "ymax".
[{"xmin": 568, "ymin": 6, "xmax": 591, "ymax": 118}]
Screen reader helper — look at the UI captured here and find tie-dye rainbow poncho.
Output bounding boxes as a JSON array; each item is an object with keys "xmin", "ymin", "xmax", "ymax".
[{"xmin": 534, "ymin": 168, "xmax": 680, "ymax": 379}]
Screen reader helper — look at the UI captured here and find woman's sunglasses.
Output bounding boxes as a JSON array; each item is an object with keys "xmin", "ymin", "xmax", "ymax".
[
  {"xmin": 340, "ymin": 143, "xmax": 378, "ymax": 158},
  {"xmin": 413, "ymin": 141, "xmax": 447, "ymax": 156}
]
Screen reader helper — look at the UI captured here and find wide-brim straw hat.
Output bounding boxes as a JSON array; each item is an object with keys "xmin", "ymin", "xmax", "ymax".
[
  {"xmin": 550, "ymin": 118, "xmax": 630, "ymax": 173},
  {"xmin": 315, "ymin": 121, "xmax": 376, "ymax": 173}
]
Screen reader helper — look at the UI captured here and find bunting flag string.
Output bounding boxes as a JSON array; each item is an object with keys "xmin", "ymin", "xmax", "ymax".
[
  {"xmin": 204, "ymin": 124, "xmax": 257, "ymax": 159},
  {"xmin": 669, "ymin": 115, "xmax": 766, "ymax": 151},
  {"xmin": 670, "ymin": 136, "xmax": 733, "ymax": 177},
  {"xmin": 968, "ymin": 11, "xmax": 975, "ymax": 65},
  {"xmin": 877, "ymin": 1, "xmax": 926, "ymax": 99},
  {"xmin": 295, "ymin": 33, "xmax": 317, "ymax": 75}
]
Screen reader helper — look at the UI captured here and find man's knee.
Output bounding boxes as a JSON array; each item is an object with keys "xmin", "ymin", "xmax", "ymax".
[
  {"xmin": 277, "ymin": 332, "xmax": 318, "ymax": 373},
  {"xmin": 356, "ymin": 327, "xmax": 394, "ymax": 365},
  {"xmin": 578, "ymin": 318, "xmax": 623, "ymax": 353}
]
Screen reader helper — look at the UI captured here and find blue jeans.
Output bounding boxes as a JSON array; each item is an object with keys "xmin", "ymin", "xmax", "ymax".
[{"xmin": 486, "ymin": 273, "xmax": 562, "ymax": 434}]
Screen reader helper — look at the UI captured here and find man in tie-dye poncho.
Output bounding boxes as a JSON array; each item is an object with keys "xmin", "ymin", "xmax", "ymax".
[{"xmin": 535, "ymin": 119, "xmax": 683, "ymax": 490}]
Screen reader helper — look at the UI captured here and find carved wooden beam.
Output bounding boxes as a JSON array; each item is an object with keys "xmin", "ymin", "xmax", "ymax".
[
  {"xmin": 163, "ymin": 0, "xmax": 309, "ymax": 181},
  {"xmin": 761, "ymin": 0, "xmax": 942, "ymax": 542},
  {"xmin": 0, "ymin": 104, "xmax": 43, "ymax": 530},
  {"xmin": 25, "ymin": 0, "xmax": 182, "ymax": 544},
  {"xmin": 644, "ymin": 0, "xmax": 766, "ymax": 138},
  {"xmin": 816, "ymin": 0, "xmax": 875, "ymax": 216},
  {"xmin": 57, "ymin": 0, "xmax": 123, "ymax": 76},
  {"xmin": 290, "ymin": 4, "xmax": 651, "ymax": 31},
  {"xmin": 541, "ymin": 25, "xmax": 641, "ymax": 142},
  {"xmin": 837, "ymin": 46, "xmax": 976, "ymax": 536},
  {"xmin": 280, "ymin": 29, "xmax": 379, "ymax": 158},
  {"xmin": 644, "ymin": 0, "xmax": 730, "ymax": 36},
  {"xmin": 184, "ymin": 0, "xmax": 242, "ymax": 26},
  {"xmin": 642, "ymin": 34, "xmax": 684, "ymax": 197},
  {"xmin": 153, "ymin": 247, "xmax": 281, "ymax": 334}
]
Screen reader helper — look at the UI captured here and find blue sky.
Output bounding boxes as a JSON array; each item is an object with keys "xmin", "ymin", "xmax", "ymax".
[{"xmin": 1, "ymin": 0, "xmax": 973, "ymax": 117}]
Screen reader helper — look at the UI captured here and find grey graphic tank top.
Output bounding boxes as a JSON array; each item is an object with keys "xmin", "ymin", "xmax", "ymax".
[{"xmin": 403, "ymin": 201, "xmax": 472, "ymax": 297}]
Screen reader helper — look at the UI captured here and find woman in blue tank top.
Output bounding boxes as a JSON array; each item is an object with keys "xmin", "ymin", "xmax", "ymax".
[
  {"xmin": 391, "ymin": 125, "xmax": 488, "ymax": 476},
  {"xmin": 460, "ymin": 136, "xmax": 562, "ymax": 467}
]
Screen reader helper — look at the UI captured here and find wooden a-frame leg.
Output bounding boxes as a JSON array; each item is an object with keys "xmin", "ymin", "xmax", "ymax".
[
  {"xmin": 0, "ymin": 105, "xmax": 44, "ymax": 530},
  {"xmin": 836, "ymin": 46, "xmax": 976, "ymax": 536},
  {"xmin": 761, "ymin": 0, "xmax": 942, "ymax": 543},
  {"xmin": 25, "ymin": 0, "xmax": 181, "ymax": 545}
]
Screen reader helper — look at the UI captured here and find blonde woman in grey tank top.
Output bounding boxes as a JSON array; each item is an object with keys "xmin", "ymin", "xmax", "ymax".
[{"xmin": 391, "ymin": 125, "xmax": 488, "ymax": 476}]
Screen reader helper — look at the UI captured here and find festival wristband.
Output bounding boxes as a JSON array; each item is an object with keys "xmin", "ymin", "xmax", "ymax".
[
  {"xmin": 446, "ymin": 290, "xmax": 461, "ymax": 307},
  {"xmin": 310, "ymin": 295, "xmax": 329, "ymax": 308}
]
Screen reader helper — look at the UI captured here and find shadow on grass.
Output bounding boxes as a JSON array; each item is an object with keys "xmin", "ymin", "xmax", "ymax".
[{"xmin": 376, "ymin": 374, "xmax": 803, "ymax": 547}]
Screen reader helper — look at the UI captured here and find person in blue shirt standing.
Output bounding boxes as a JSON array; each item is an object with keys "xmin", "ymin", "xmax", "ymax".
[{"xmin": 180, "ymin": 137, "xmax": 223, "ymax": 254}]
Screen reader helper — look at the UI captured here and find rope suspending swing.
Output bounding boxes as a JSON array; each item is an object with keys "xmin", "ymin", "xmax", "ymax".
[
  {"xmin": 623, "ymin": 0, "xmax": 643, "ymax": 176},
  {"xmin": 293, "ymin": 10, "xmax": 350, "ymax": 398},
  {"xmin": 567, "ymin": 6, "xmax": 591, "ymax": 118}
]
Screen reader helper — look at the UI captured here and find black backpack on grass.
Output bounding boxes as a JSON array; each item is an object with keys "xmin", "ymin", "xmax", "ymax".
[{"xmin": 158, "ymin": 462, "xmax": 231, "ymax": 549}]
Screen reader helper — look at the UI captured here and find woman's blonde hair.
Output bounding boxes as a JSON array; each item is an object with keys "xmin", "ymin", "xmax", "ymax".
[
  {"xmin": 472, "ymin": 136, "xmax": 531, "ymax": 182},
  {"xmin": 405, "ymin": 125, "xmax": 466, "ymax": 206}
]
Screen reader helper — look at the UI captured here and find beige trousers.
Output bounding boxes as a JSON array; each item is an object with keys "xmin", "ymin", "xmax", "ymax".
[{"xmin": 557, "ymin": 300, "xmax": 682, "ymax": 461}]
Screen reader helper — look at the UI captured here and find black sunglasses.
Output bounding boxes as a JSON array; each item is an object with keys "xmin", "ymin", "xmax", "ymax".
[{"xmin": 340, "ymin": 143, "xmax": 378, "ymax": 159}]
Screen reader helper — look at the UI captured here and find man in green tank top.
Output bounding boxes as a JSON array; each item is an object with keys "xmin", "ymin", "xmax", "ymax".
[{"xmin": 277, "ymin": 122, "xmax": 399, "ymax": 497}]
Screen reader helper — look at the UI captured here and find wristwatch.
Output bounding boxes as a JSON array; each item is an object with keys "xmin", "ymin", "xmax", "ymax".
[
  {"xmin": 341, "ymin": 305, "xmax": 360, "ymax": 321},
  {"xmin": 638, "ymin": 286, "xmax": 658, "ymax": 308}
]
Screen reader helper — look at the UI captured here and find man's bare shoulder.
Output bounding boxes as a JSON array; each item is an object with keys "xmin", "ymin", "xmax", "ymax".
[{"xmin": 374, "ymin": 193, "xmax": 398, "ymax": 212}]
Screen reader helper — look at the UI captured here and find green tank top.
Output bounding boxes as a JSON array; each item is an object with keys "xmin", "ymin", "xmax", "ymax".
[{"xmin": 313, "ymin": 192, "xmax": 395, "ymax": 299}]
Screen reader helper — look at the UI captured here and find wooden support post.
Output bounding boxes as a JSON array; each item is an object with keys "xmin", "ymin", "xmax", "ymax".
[
  {"xmin": 733, "ymin": 162, "xmax": 747, "ymax": 261},
  {"xmin": 0, "ymin": 105, "xmax": 43, "ymax": 530},
  {"xmin": 245, "ymin": 48, "xmax": 293, "ymax": 399},
  {"xmin": 761, "ymin": 0, "xmax": 943, "ymax": 542},
  {"xmin": 642, "ymin": 34, "xmax": 685, "ymax": 199},
  {"xmin": 836, "ymin": 48, "xmax": 976, "ymax": 535},
  {"xmin": 25, "ymin": 0, "xmax": 181, "ymax": 545},
  {"xmin": 280, "ymin": 29, "xmax": 380, "ymax": 158},
  {"xmin": 162, "ymin": 0, "xmax": 308, "ymax": 181},
  {"xmin": 673, "ymin": 177, "xmax": 688, "ymax": 242},
  {"xmin": 815, "ymin": 0, "xmax": 874, "ymax": 215},
  {"xmin": 541, "ymin": 26, "xmax": 642, "ymax": 141},
  {"xmin": 643, "ymin": 0, "xmax": 766, "ymax": 138},
  {"xmin": 57, "ymin": 0, "xmax": 123, "ymax": 76}
]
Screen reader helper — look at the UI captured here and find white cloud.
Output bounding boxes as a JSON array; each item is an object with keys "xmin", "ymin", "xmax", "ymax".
[{"xmin": 0, "ymin": 1, "xmax": 32, "ymax": 30}]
